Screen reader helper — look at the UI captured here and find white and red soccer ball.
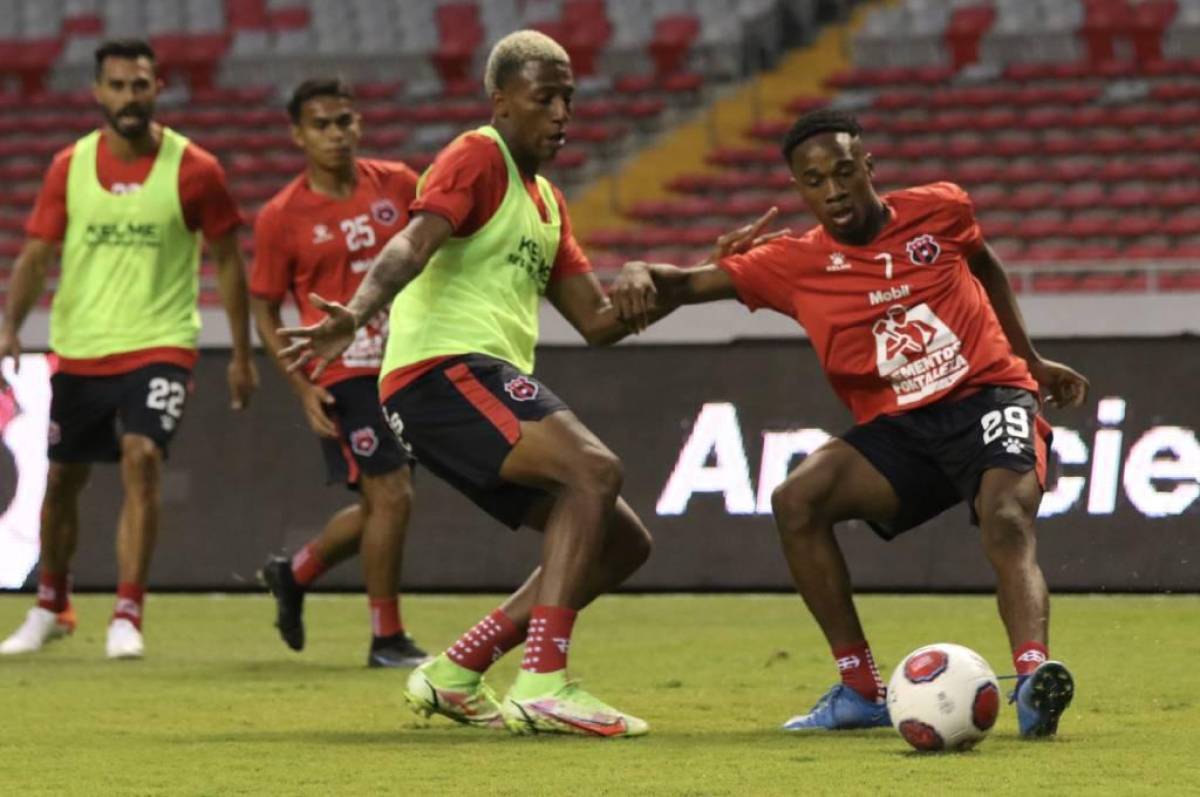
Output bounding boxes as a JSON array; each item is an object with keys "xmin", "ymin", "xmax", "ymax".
[{"xmin": 887, "ymin": 643, "xmax": 1001, "ymax": 752}]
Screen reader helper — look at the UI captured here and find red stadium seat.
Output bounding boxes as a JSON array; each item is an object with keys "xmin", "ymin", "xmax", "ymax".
[{"xmin": 649, "ymin": 15, "xmax": 700, "ymax": 77}]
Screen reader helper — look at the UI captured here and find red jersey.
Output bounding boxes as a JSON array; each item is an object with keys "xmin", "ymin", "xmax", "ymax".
[
  {"xmin": 26, "ymin": 128, "xmax": 242, "ymax": 376},
  {"xmin": 250, "ymin": 158, "xmax": 419, "ymax": 387},
  {"xmin": 719, "ymin": 182, "xmax": 1037, "ymax": 423},
  {"xmin": 379, "ymin": 131, "xmax": 593, "ymax": 395}
]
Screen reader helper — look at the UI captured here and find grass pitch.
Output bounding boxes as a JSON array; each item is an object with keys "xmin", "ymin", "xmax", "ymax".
[{"xmin": 1, "ymin": 593, "xmax": 1197, "ymax": 796}]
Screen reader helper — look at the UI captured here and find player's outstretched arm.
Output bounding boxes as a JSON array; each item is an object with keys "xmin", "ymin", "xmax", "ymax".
[
  {"xmin": 968, "ymin": 242, "xmax": 1089, "ymax": 408},
  {"xmin": 545, "ymin": 270, "xmax": 669, "ymax": 346},
  {"xmin": 0, "ymin": 238, "xmax": 54, "ymax": 386},
  {"xmin": 209, "ymin": 230, "xmax": 259, "ymax": 409},
  {"xmin": 611, "ymin": 207, "xmax": 788, "ymax": 332},
  {"xmin": 277, "ymin": 212, "xmax": 452, "ymax": 378}
]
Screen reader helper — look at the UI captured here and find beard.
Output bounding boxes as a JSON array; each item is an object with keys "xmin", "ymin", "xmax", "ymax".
[{"xmin": 105, "ymin": 104, "xmax": 153, "ymax": 139}]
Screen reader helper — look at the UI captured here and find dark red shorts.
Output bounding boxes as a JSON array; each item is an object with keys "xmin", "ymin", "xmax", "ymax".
[{"xmin": 381, "ymin": 354, "xmax": 566, "ymax": 528}]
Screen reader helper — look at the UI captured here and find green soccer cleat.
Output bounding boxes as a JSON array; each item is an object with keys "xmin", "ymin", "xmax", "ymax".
[
  {"xmin": 403, "ymin": 656, "xmax": 506, "ymax": 730},
  {"xmin": 501, "ymin": 672, "xmax": 649, "ymax": 738}
]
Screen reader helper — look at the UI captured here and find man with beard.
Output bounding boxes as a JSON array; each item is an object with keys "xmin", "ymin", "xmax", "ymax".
[{"xmin": 0, "ymin": 39, "xmax": 256, "ymax": 659}]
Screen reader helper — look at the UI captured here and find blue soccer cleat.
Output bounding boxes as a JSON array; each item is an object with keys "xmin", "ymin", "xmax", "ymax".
[
  {"xmin": 1013, "ymin": 660, "xmax": 1075, "ymax": 738},
  {"xmin": 782, "ymin": 684, "xmax": 891, "ymax": 731}
]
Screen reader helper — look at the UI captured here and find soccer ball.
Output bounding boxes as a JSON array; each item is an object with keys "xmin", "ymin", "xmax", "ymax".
[{"xmin": 887, "ymin": 643, "xmax": 1001, "ymax": 752}]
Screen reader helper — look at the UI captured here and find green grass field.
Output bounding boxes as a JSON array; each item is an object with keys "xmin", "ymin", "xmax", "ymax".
[{"xmin": 2, "ymin": 593, "xmax": 1197, "ymax": 796}]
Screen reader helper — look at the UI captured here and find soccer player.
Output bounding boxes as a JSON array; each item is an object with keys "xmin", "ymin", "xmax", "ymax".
[
  {"xmin": 610, "ymin": 110, "xmax": 1088, "ymax": 738},
  {"xmin": 0, "ymin": 39, "xmax": 257, "ymax": 659},
  {"xmin": 250, "ymin": 78, "xmax": 428, "ymax": 668},
  {"xmin": 276, "ymin": 30, "xmax": 673, "ymax": 737}
]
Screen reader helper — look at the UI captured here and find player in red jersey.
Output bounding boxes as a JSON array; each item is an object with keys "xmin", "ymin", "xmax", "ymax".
[
  {"xmin": 611, "ymin": 110, "xmax": 1089, "ymax": 738},
  {"xmin": 250, "ymin": 79, "xmax": 428, "ymax": 668},
  {"xmin": 0, "ymin": 40, "xmax": 256, "ymax": 659}
]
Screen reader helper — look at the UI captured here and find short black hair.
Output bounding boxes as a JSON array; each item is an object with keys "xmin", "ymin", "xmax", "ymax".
[
  {"xmin": 780, "ymin": 109, "xmax": 863, "ymax": 164},
  {"xmin": 94, "ymin": 39, "xmax": 156, "ymax": 79},
  {"xmin": 287, "ymin": 78, "xmax": 355, "ymax": 123}
]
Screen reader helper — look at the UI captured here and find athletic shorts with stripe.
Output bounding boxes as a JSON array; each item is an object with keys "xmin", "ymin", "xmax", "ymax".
[
  {"xmin": 841, "ymin": 386, "xmax": 1052, "ymax": 540},
  {"xmin": 319, "ymin": 375, "xmax": 413, "ymax": 490},
  {"xmin": 380, "ymin": 354, "xmax": 567, "ymax": 529}
]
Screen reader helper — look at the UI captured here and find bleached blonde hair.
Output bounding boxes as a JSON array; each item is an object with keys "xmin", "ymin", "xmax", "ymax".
[{"xmin": 484, "ymin": 29, "xmax": 570, "ymax": 95}]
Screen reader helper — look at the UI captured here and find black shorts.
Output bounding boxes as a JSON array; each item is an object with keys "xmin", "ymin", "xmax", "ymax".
[
  {"xmin": 842, "ymin": 386, "xmax": 1052, "ymax": 540},
  {"xmin": 48, "ymin": 363, "xmax": 192, "ymax": 463},
  {"xmin": 319, "ymin": 376, "xmax": 413, "ymax": 489},
  {"xmin": 381, "ymin": 354, "xmax": 567, "ymax": 529}
]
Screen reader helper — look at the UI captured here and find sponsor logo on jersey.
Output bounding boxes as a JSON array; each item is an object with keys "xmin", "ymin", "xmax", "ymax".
[
  {"xmin": 371, "ymin": 199, "xmax": 399, "ymax": 226},
  {"xmin": 504, "ymin": 376, "xmax": 540, "ymax": 401},
  {"xmin": 872, "ymin": 303, "xmax": 969, "ymax": 406},
  {"xmin": 312, "ymin": 224, "xmax": 334, "ymax": 244},
  {"xmin": 868, "ymin": 284, "xmax": 911, "ymax": 306},
  {"xmin": 82, "ymin": 222, "xmax": 161, "ymax": 248},
  {"xmin": 507, "ymin": 235, "xmax": 552, "ymax": 289},
  {"xmin": 349, "ymin": 427, "xmax": 379, "ymax": 457},
  {"xmin": 905, "ymin": 234, "xmax": 940, "ymax": 266},
  {"xmin": 826, "ymin": 252, "xmax": 851, "ymax": 271},
  {"xmin": 350, "ymin": 257, "xmax": 373, "ymax": 274}
]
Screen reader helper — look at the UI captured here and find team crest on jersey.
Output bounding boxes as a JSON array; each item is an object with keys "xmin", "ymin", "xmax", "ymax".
[
  {"xmin": 504, "ymin": 376, "xmax": 539, "ymax": 402},
  {"xmin": 312, "ymin": 224, "xmax": 334, "ymax": 244},
  {"xmin": 826, "ymin": 251, "xmax": 851, "ymax": 271},
  {"xmin": 905, "ymin": 234, "xmax": 940, "ymax": 266},
  {"xmin": 349, "ymin": 427, "xmax": 379, "ymax": 457},
  {"xmin": 371, "ymin": 199, "xmax": 399, "ymax": 226}
]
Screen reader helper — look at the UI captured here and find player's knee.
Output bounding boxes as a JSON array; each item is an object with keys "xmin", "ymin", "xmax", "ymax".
[
  {"xmin": 120, "ymin": 438, "xmax": 162, "ymax": 492},
  {"xmin": 981, "ymin": 494, "xmax": 1036, "ymax": 555},
  {"xmin": 369, "ymin": 471, "xmax": 414, "ymax": 519},
  {"xmin": 569, "ymin": 446, "xmax": 624, "ymax": 499},
  {"xmin": 771, "ymin": 478, "xmax": 822, "ymax": 535}
]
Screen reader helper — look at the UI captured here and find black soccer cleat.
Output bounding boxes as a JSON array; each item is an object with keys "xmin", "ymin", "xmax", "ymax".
[
  {"xmin": 367, "ymin": 633, "xmax": 431, "ymax": 669},
  {"xmin": 259, "ymin": 556, "xmax": 305, "ymax": 652}
]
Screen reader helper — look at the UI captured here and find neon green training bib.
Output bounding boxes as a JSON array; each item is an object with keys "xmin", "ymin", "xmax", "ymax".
[
  {"xmin": 382, "ymin": 126, "xmax": 562, "ymax": 376},
  {"xmin": 51, "ymin": 127, "xmax": 202, "ymax": 358}
]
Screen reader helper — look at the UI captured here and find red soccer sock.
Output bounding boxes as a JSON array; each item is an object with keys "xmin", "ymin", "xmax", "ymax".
[
  {"xmin": 369, "ymin": 597, "xmax": 403, "ymax": 638},
  {"xmin": 833, "ymin": 640, "xmax": 886, "ymax": 704},
  {"xmin": 446, "ymin": 609, "xmax": 525, "ymax": 673},
  {"xmin": 113, "ymin": 583, "xmax": 146, "ymax": 630},
  {"xmin": 1014, "ymin": 641, "xmax": 1049, "ymax": 677},
  {"xmin": 520, "ymin": 605, "xmax": 578, "ymax": 675},
  {"xmin": 290, "ymin": 543, "xmax": 327, "ymax": 587},
  {"xmin": 37, "ymin": 570, "xmax": 71, "ymax": 613}
]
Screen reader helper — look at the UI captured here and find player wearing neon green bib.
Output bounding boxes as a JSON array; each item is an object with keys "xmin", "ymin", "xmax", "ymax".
[
  {"xmin": 0, "ymin": 40, "xmax": 256, "ymax": 661},
  {"xmin": 280, "ymin": 31, "xmax": 667, "ymax": 737}
]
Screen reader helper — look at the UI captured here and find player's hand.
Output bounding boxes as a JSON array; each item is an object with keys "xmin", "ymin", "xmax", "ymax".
[
  {"xmin": 277, "ymin": 294, "xmax": 357, "ymax": 381},
  {"xmin": 298, "ymin": 381, "xmax": 338, "ymax": 438},
  {"xmin": 0, "ymin": 327, "xmax": 19, "ymax": 388},
  {"xmin": 711, "ymin": 207, "xmax": 791, "ymax": 263},
  {"xmin": 1030, "ymin": 359, "xmax": 1089, "ymax": 409},
  {"xmin": 611, "ymin": 261, "xmax": 657, "ymax": 332},
  {"xmin": 227, "ymin": 354, "xmax": 258, "ymax": 410}
]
